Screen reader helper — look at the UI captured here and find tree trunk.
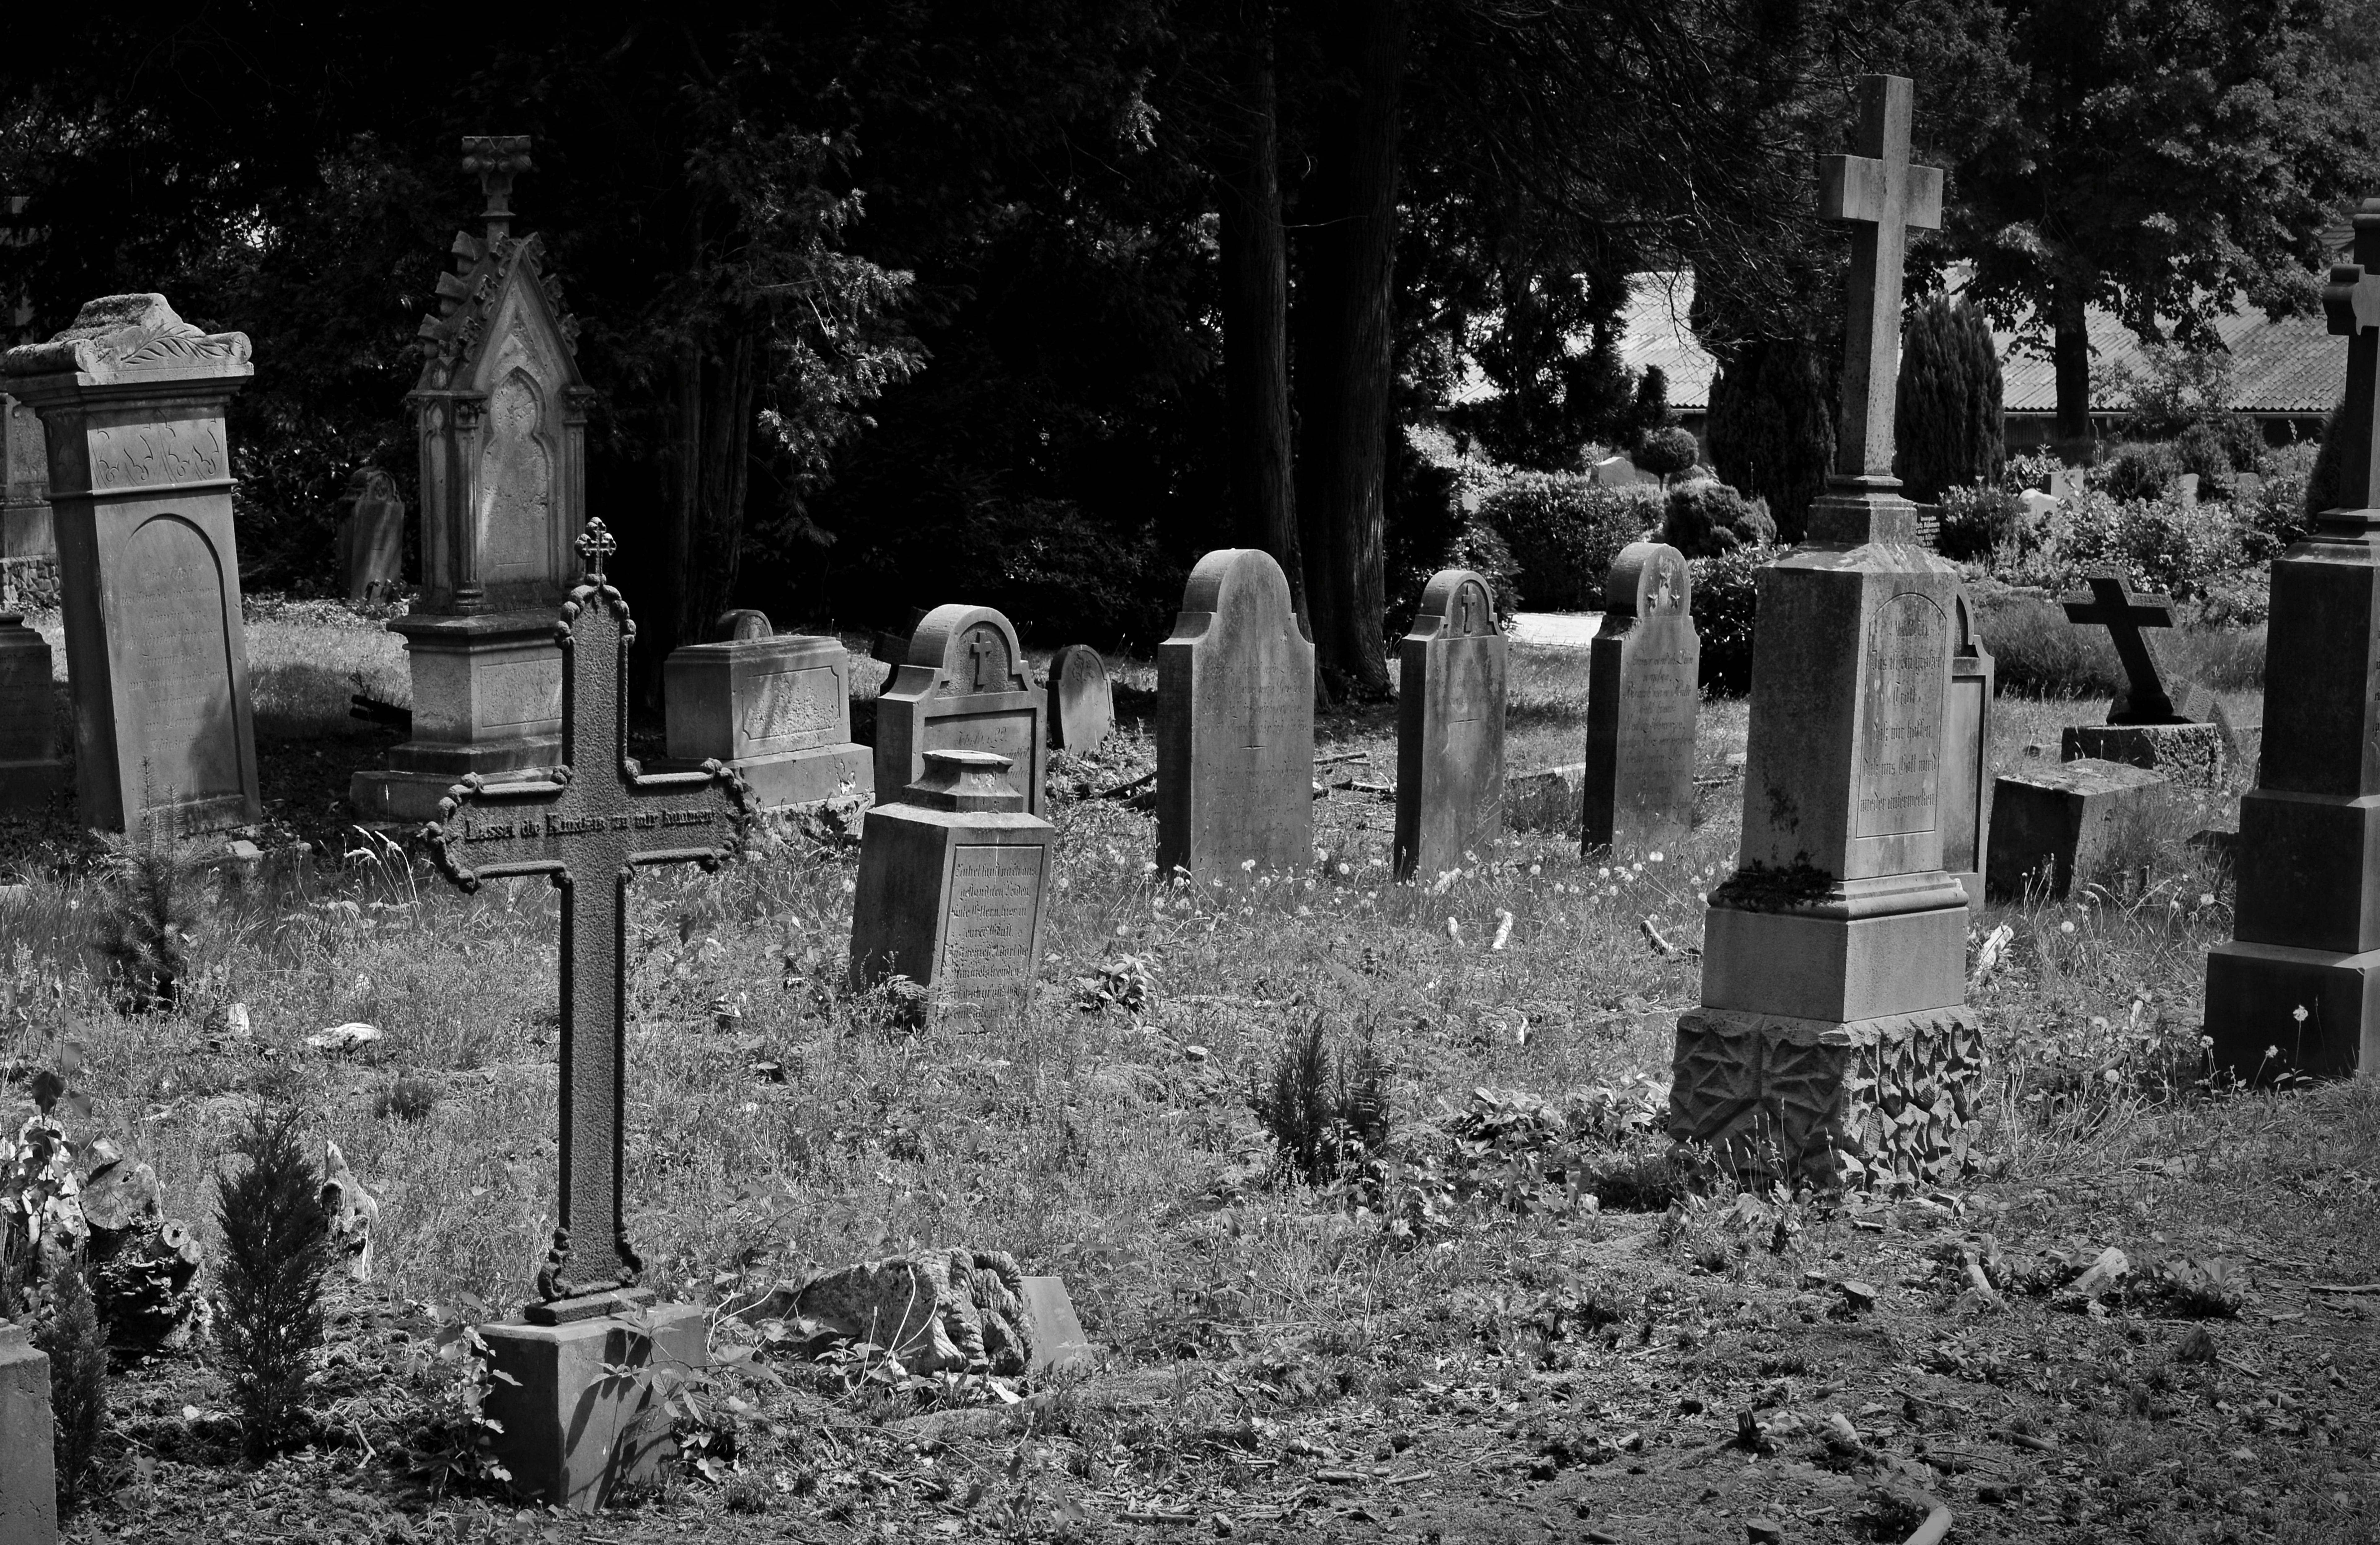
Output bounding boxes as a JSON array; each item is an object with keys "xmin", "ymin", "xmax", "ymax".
[
  {"xmin": 1217, "ymin": 17, "xmax": 1305, "ymax": 618},
  {"xmin": 1291, "ymin": 0, "xmax": 1404, "ymax": 698},
  {"xmin": 2052, "ymin": 285, "xmax": 2092, "ymax": 447},
  {"xmin": 651, "ymin": 327, "xmax": 759, "ymax": 703}
]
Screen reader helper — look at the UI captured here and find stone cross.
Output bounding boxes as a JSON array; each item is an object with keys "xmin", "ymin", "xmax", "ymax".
[
  {"xmin": 1819, "ymin": 74, "xmax": 1944, "ymax": 483},
  {"xmin": 2061, "ymin": 570, "xmax": 2185, "ymax": 723},
  {"xmin": 2322, "ymin": 201, "xmax": 2380, "ymax": 515},
  {"xmin": 426, "ymin": 518, "xmax": 748, "ymax": 1316}
]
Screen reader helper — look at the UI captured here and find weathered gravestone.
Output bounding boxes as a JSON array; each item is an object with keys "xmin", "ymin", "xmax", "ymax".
[
  {"xmin": 1157, "ymin": 549, "xmax": 1315, "ymax": 879},
  {"xmin": 1592, "ymin": 453, "xmax": 1652, "ymax": 488},
  {"xmin": 849, "ymin": 748, "xmax": 1055, "ymax": 1024},
  {"xmin": 0, "ymin": 1321, "xmax": 57, "ymax": 1545},
  {"xmin": 354, "ymin": 137, "xmax": 591, "ymax": 822},
  {"xmin": 334, "ymin": 465, "xmax": 406, "ymax": 603},
  {"xmin": 1395, "ymin": 569, "xmax": 1508, "ymax": 880},
  {"xmin": 1985, "ymin": 757, "xmax": 2167, "ymax": 900},
  {"xmin": 0, "ymin": 612, "xmax": 65, "ymax": 810},
  {"xmin": 2059, "ymin": 571, "xmax": 2226, "ymax": 783},
  {"xmin": 1670, "ymin": 76, "xmax": 1982, "ymax": 1192},
  {"xmin": 1940, "ymin": 592, "xmax": 1995, "ymax": 909},
  {"xmin": 1582, "ymin": 541, "xmax": 1698, "ymax": 854},
  {"xmin": 875, "ymin": 606, "xmax": 1047, "ymax": 815},
  {"xmin": 663, "ymin": 609, "xmax": 870, "ymax": 808},
  {"xmin": 2, "ymin": 293, "xmax": 261, "ymax": 834},
  {"xmin": 1, "ymin": 389, "xmax": 55, "ymax": 611},
  {"xmin": 2207, "ymin": 199, "xmax": 2380, "ymax": 1078},
  {"xmin": 1046, "ymin": 644, "xmax": 1116, "ymax": 754},
  {"xmin": 422, "ymin": 520, "xmax": 745, "ymax": 1510}
]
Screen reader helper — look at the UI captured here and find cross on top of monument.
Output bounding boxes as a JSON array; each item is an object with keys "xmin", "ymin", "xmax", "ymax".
[
  {"xmin": 1819, "ymin": 74, "xmax": 1944, "ymax": 486},
  {"xmin": 425, "ymin": 526, "xmax": 747, "ymax": 1320},
  {"xmin": 2320, "ymin": 195, "xmax": 2380, "ymax": 519},
  {"xmin": 2061, "ymin": 570, "xmax": 2205, "ymax": 725},
  {"xmin": 461, "ymin": 134, "xmax": 534, "ymax": 244}
]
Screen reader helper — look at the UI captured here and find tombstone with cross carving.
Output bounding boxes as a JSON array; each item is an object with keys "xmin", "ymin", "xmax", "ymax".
[
  {"xmin": 874, "ymin": 605, "xmax": 1048, "ymax": 817},
  {"xmin": 1157, "ymin": 548, "xmax": 1315, "ymax": 879},
  {"xmin": 421, "ymin": 518, "xmax": 748, "ymax": 1508},
  {"xmin": 1582, "ymin": 542, "xmax": 1698, "ymax": 855},
  {"xmin": 1673, "ymin": 75, "xmax": 1983, "ymax": 1193},
  {"xmin": 2206, "ymin": 193, "xmax": 2380, "ymax": 1081},
  {"xmin": 1394, "ymin": 568, "xmax": 1509, "ymax": 880}
]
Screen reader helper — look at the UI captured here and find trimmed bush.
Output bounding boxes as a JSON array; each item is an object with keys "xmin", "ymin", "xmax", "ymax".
[
  {"xmin": 1661, "ymin": 479, "xmax": 1768, "ymax": 558},
  {"xmin": 2098, "ymin": 441, "xmax": 2185, "ymax": 503},
  {"xmin": 2173, "ymin": 422, "xmax": 2235, "ymax": 497},
  {"xmin": 216, "ymin": 1104, "xmax": 333, "ymax": 1458},
  {"xmin": 1937, "ymin": 485, "xmax": 2030, "ymax": 563},
  {"xmin": 1707, "ymin": 337, "xmax": 1833, "ymax": 541},
  {"xmin": 1691, "ymin": 545, "xmax": 1766, "ymax": 696},
  {"xmin": 1893, "ymin": 294, "xmax": 2004, "ymax": 501},
  {"xmin": 1480, "ymin": 471, "xmax": 1660, "ymax": 610},
  {"xmin": 1387, "ymin": 439, "xmax": 1523, "ymax": 623},
  {"xmin": 1634, "ymin": 425, "xmax": 1701, "ymax": 485}
]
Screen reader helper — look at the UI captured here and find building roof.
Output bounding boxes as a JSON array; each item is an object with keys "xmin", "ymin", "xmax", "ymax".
[{"xmin": 1617, "ymin": 271, "xmax": 1716, "ymax": 412}]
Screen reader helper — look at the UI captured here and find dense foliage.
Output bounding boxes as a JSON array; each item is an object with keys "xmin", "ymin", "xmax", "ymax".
[
  {"xmin": 1893, "ymin": 294, "xmax": 2003, "ymax": 501},
  {"xmin": 215, "ymin": 1106, "xmax": 333, "ymax": 1458},
  {"xmin": 1479, "ymin": 473, "xmax": 1659, "ymax": 610}
]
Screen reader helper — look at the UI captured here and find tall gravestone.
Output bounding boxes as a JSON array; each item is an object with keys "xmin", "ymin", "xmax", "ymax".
[
  {"xmin": 1157, "ymin": 549, "xmax": 1314, "ymax": 878},
  {"xmin": 353, "ymin": 137, "xmax": 590, "ymax": 821},
  {"xmin": 1940, "ymin": 592, "xmax": 1994, "ymax": 908},
  {"xmin": 2, "ymin": 293, "xmax": 261, "ymax": 834},
  {"xmin": 1046, "ymin": 644, "xmax": 1116, "ymax": 754},
  {"xmin": 2206, "ymin": 197, "xmax": 2380, "ymax": 1079},
  {"xmin": 1669, "ymin": 76, "xmax": 1982, "ymax": 1192},
  {"xmin": 663, "ymin": 610, "xmax": 871, "ymax": 806},
  {"xmin": 1582, "ymin": 541, "xmax": 1698, "ymax": 854},
  {"xmin": 335, "ymin": 465, "xmax": 407, "ymax": 602},
  {"xmin": 1394, "ymin": 568, "xmax": 1507, "ymax": 880},
  {"xmin": 874, "ymin": 605, "xmax": 1047, "ymax": 815}
]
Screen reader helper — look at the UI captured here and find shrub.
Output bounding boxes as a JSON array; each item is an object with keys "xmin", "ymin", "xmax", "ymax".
[
  {"xmin": 1661, "ymin": 479, "xmax": 1767, "ymax": 558},
  {"xmin": 2000, "ymin": 447, "xmax": 2064, "ymax": 496},
  {"xmin": 1633, "ymin": 426, "xmax": 1701, "ymax": 485},
  {"xmin": 1691, "ymin": 545, "xmax": 1765, "ymax": 695},
  {"xmin": 1387, "ymin": 435, "xmax": 1523, "ymax": 624},
  {"xmin": 90, "ymin": 830, "xmax": 200, "ymax": 1015},
  {"xmin": 1480, "ymin": 471, "xmax": 1659, "ymax": 610},
  {"xmin": 2173, "ymin": 422, "xmax": 2235, "ymax": 498},
  {"xmin": 1937, "ymin": 485, "xmax": 2030, "ymax": 563},
  {"xmin": 2098, "ymin": 441, "xmax": 2184, "ymax": 503},
  {"xmin": 1893, "ymin": 294, "xmax": 2004, "ymax": 501},
  {"xmin": 1248, "ymin": 1019, "xmax": 1389, "ymax": 1186},
  {"xmin": 37, "ymin": 1263, "xmax": 108, "ymax": 1515},
  {"xmin": 1707, "ymin": 336, "xmax": 1833, "ymax": 541},
  {"xmin": 215, "ymin": 1104, "xmax": 333, "ymax": 1458},
  {"xmin": 2242, "ymin": 448, "xmax": 2316, "ymax": 563},
  {"xmin": 2305, "ymin": 398, "xmax": 2345, "ymax": 519}
]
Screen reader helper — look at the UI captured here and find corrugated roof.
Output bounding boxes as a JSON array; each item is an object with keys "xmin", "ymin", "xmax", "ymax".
[{"xmin": 1617, "ymin": 271, "xmax": 1716, "ymax": 411}]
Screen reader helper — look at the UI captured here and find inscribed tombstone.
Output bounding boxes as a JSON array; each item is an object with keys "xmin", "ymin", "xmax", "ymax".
[
  {"xmin": 1157, "ymin": 549, "xmax": 1315, "ymax": 879},
  {"xmin": 1395, "ymin": 569, "xmax": 1508, "ymax": 880},
  {"xmin": 0, "ymin": 613, "xmax": 66, "ymax": 810},
  {"xmin": 1939, "ymin": 591, "xmax": 1994, "ymax": 908},
  {"xmin": 875, "ymin": 605, "xmax": 1047, "ymax": 814},
  {"xmin": 1046, "ymin": 645, "xmax": 1116, "ymax": 753},
  {"xmin": 664, "ymin": 615, "xmax": 870, "ymax": 807},
  {"xmin": 1582, "ymin": 542, "xmax": 1697, "ymax": 854},
  {"xmin": 335, "ymin": 465, "xmax": 406, "ymax": 602},
  {"xmin": 1, "ymin": 293, "xmax": 261, "ymax": 834}
]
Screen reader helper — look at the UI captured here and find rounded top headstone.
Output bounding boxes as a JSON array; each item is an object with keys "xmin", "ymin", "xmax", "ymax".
[
  {"xmin": 1408, "ymin": 568, "xmax": 1501, "ymax": 641},
  {"xmin": 904, "ymin": 604, "xmax": 1029, "ymax": 696},
  {"xmin": 1604, "ymin": 541, "xmax": 1692, "ymax": 618},
  {"xmin": 1176, "ymin": 548, "xmax": 1297, "ymax": 631},
  {"xmin": 715, "ymin": 609, "xmax": 773, "ymax": 642}
]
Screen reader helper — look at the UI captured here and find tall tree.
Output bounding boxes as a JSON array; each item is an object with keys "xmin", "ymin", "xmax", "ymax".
[{"xmin": 1893, "ymin": 292, "xmax": 2002, "ymax": 501}]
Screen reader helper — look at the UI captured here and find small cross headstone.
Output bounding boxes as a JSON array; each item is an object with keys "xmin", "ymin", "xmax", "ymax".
[
  {"xmin": 1395, "ymin": 569, "xmax": 1508, "ymax": 880},
  {"xmin": 1157, "ymin": 549, "xmax": 1315, "ymax": 879},
  {"xmin": 2059, "ymin": 570, "xmax": 2208, "ymax": 725},
  {"xmin": 1045, "ymin": 645, "xmax": 1116, "ymax": 753},
  {"xmin": 1818, "ymin": 73, "xmax": 1944, "ymax": 485},
  {"xmin": 1582, "ymin": 542, "xmax": 1699, "ymax": 853},
  {"xmin": 875, "ymin": 605, "xmax": 1048, "ymax": 816}
]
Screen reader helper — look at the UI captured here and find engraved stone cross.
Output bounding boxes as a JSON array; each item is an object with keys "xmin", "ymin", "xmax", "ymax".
[
  {"xmin": 2061, "ymin": 570, "xmax": 2185, "ymax": 723},
  {"xmin": 966, "ymin": 629, "xmax": 1000, "ymax": 693},
  {"xmin": 425, "ymin": 518, "xmax": 748, "ymax": 1317},
  {"xmin": 1819, "ymin": 74, "xmax": 1944, "ymax": 483},
  {"xmin": 2322, "ymin": 198, "xmax": 2380, "ymax": 517}
]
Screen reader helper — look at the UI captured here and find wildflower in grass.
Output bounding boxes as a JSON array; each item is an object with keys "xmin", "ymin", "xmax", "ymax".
[
  {"xmin": 1296, "ymin": 906, "xmax": 1311, "ymax": 918},
  {"xmin": 1337, "ymin": 862, "xmax": 1352, "ymax": 876},
  {"xmin": 1491, "ymin": 909, "xmax": 1514, "ymax": 950},
  {"xmin": 1649, "ymin": 851, "xmax": 1664, "ymax": 863},
  {"xmin": 1144, "ymin": 861, "xmax": 1158, "ymax": 874},
  {"xmin": 840, "ymin": 878, "xmax": 855, "ymax": 894},
  {"xmin": 2198, "ymin": 893, "xmax": 2215, "ymax": 907},
  {"xmin": 1241, "ymin": 858, "xmax": 1255, "ymax": 872},
  {"xmin": 1598, "ymin": 867, "xmax": 1611, "ymax": 880},
  {"xmin": 2060, "ymin": 921, "xmax": 2075, "ymax": 934},
  {"xmin": 2267, "ymin": 1045, "xmax": 2280, "ymax": 1059},
  {"xmin": 2292, "ymin": 1005, "xmax": 2309, "ymax": 1024},
  {"xmin": 1529, "ymin": 864, "xmax": 1541, "ymax": 876},
  {"xmin": 1445, "ymin": 917, "xmax": 1461, "ymax": 942},
  {"xmin": 1056, "ymin": 876, "xmax": 1070, "ymax": 890}
]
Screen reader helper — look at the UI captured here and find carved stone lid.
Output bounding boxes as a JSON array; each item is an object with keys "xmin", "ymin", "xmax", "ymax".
[{"xmin": 2, "ymin": 293, "xmax": 253, "ymax": 388}]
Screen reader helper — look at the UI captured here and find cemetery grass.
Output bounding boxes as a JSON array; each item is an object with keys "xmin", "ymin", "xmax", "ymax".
[{"xmin": 2, "ymin": 639, "xmax": 2375, "ymax": 1542}]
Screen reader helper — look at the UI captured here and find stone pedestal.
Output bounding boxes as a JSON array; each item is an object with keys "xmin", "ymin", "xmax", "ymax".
[
  {"xmin": 849, "ymin": 749, "xmax": 1054, "ymax": 1025},
  {"xmin": 0, "ymin": 1322, "xmax": 58, "ymax": 1544},
  {"xmin": 1581, "ymin": 542, "xmax": 1698, "ymax": 854},
  {"xmin": 1394, "ymin": 568, "xmax": 1507, "ymax": 880},
  {"xmin": 351, "ymin": 612, "xmax": 560, "ymax": 821},
  {"xmin": 2061, "ymin": 722, "xmax": 2227, "ymax": 785},
  {"xmin": 2, "ymin": 294, "xmax": 261, "ymax": 835},
  {"xmin": 1675, "ymin": 490, "xmax": 1978, "ymax": 1190},
  {"xmin": 664, "ymin": 629, "xmax": 870, "ymax": 808},
  {"xmin": 1157, "ymin": 549, "xmax": 1314, "ymax": 879},
  {"xmin": 2207, "ymin": 508, "xmax": 2380, "ymax": 1078},
  {"xmin": 1985, "ymin": 757, "xmax": 2167, "ymax": 900},
  {"xmin": 0, "ymin": 613, "xmax": 67, "ymax": 810},
  {"xmin": 479, "ymin": 1300, "xmax": 705, "ymax": 1512}
]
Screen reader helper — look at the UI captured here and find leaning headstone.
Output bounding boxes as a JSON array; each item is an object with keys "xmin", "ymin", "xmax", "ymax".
[
  {"xmin": 2, "ymin": 293, "xmax": 262, "ymax": 834},
  {"xmin": 1985, "ymin": 757, "xmax": 2167, "ymax": 899},
  {"xmin": 2208, "ymin": 201, "xmax": 2380, "ymax": 1079},
  {"xmin": 849, "ymin": 748, "xmax": 1055, "ymax": 1023},
  {"xmin": 334, "ymin": 465, "xmax": 406, "ymax": 603},
  {"xmin": 1939, "ymin": 592, "xmax": 1995, "ymax": 908},
  {"xmin": 1581, "ymin": 542, "xmax": 1698, "ymax": 854},
  {"xmin": 422, "ymin": 520, "xmax": 743, "ymax": 1511},
  {"xmin": 1045, "ymin": 644, "xmax": 1115, "ymax": 753},
  {"xmin": 875, "ymin": 606, "xmax": 1048, "ymax": 815},
  {"xmin": 1395, "ymin": 569, "xmax": 1507, "ymax": 879},
  {"xmin": 1157, "ymin": 548, "xmax": 1315, "ymax": 879},
  {"xmin": 2058, "ymin": 570, "xmax": 2225, "ymax": 782},
  {"xmin": 1671, "ymin": 75, "xmax": 1982, "ymax": 1193},
  {"xmin": 354, "ymin": 137, "xmax": 588, "ymax": 822},
  {"xmin": 664, "ymin": 610, "xmax": 870, "ymax": 808},
  {"xmin": 0, "ymin": 612, "xmax": 66, "ymax": 810},
  {"xmin": 0, "ymin": 1322, "xmax": 57, "ymax": 1545}
]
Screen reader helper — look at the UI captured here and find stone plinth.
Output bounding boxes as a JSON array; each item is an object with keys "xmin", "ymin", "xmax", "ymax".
[
  {"xmin": 1394, "ymin": 568, "xmax": 1507, "ymax": 880},
  {"xmin": 1941, "ymin": 593, "xmax": 1994, "ymax": 908},
  {"xmin": 1157, "ymin": 549, "xmax": 1314, "ymax": 879},
  {"xmin": 0, "ymin": 613, "xmax": 66, "ymax": 810},
  {"xmin": 334, "ymin": 466, "xmax": 406, "ymax": 602},
  {"xmin": 1985, "ymin": 757, "xmax": 2167, "ymax": 900},
  {"xmin": 352, "ymin": 612, "xmax": 561, "ymax": 821},
  {"xmin": 479, "ymin": 1301, "xmax": 705, "ymax": 1512},
  {"xmin": 850, "ymin": 749, "xmax": 1054, "ymax": 1024},
  {"xmin": 2061, "ymin": 722, "xmax": 2227, "ymax": 785},
  {"xmin": 1582, "ymin": 542, "xmax": 1698, "ymax": 854},
  {"xmin": 875, "ymin": 606, "xmax": 1047, "ymax": 816},
  {"xmin": 2, "ymin": 294, "xmax": 261, "ymax": 835},
  {"xmin": 1046, "ymin": 644, "xmax": 1115, "ymax": 754},
  {"xmin": 0, "ymin": 1322, "xmax": 57, "ymax": 1544},
  {"xmin": 664, "ymin": 629, "xmax": 869, "ymax": 808}
]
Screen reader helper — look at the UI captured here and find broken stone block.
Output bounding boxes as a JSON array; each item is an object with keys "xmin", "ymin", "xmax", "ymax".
[
  {"xmin": 2061, "ymin": 722, "xmax": 2227, "ymax": 786},
  {"xmin": 1986, "ymin": 757, "xmax": 2170, "ymax": 900}
]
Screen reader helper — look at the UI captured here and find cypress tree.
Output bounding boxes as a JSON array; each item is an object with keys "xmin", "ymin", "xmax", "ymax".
[
  {"xmin": 1894, "ymin": 294, "xmax": 2005, "ymax": 501},
  {"xmin": 1707, "ymin": 338, "xmax": 1834, "ymax": 542}
]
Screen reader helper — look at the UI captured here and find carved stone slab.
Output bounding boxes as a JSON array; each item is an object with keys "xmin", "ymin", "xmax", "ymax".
[
  {"xmin": 1157, "ymin": 549, "xmax": 1314, "ymax": 878},
  {"xmin": 665, "ymin": 629, "xmax": 870, "ymax": 807},
  {"xmin": 1582, "ymin": 542, "xmax": 1698, "ymax": 853},
  {"xmin": 1395, "ymin": 568, "xmax": 1506, "ymax": 880},
  {"xmin": 874, "ymin": 605, "xmax": 1047, "ymax": 816}
]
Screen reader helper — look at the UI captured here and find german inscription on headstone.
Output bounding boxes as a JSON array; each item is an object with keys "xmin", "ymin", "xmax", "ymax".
[
  {"xmin": 1157, "ymin": 548, "xmax": 1315, "ymax": 879},
  {"xmin": 1396, "ymin": 569, "xmax": 1508, "ymax": 879},
  {"xmin": 875, "ymin": 605, "xmax": 1048, "ymax": 815},
  {"xmin": 1582, "ymin": 542, "xmax": 1698, "ymax": 853},
  {"xmin": 1046, "ymin": 644, "xmax": 1116, "ymax": 754},
  {"xmin": 664, "ymin": 610, "xmax": 870, "ymax": 807},
  {"xmin": 2, "ymin": 293, "xmax": 261, "ymax": 834}
]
